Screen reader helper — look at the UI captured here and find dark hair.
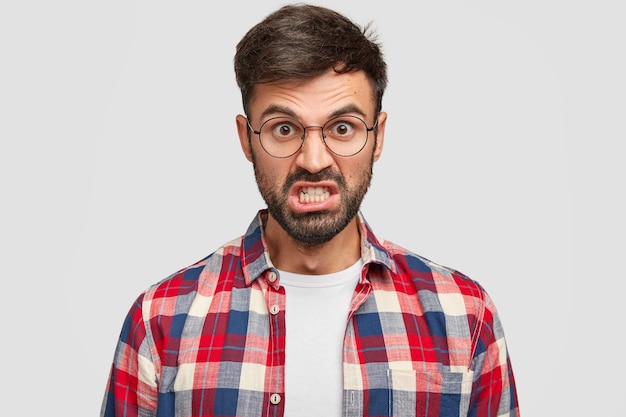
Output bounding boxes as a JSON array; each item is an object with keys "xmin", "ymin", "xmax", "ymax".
[{"xmin": 234, "ymin": 3, "xmax": 387, "ymax": 116}]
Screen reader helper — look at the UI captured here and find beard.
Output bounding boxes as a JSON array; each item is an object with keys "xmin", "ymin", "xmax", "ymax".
[{"xmin": 252, "ymin": 154, "xmax": 374, "ymax": 247}]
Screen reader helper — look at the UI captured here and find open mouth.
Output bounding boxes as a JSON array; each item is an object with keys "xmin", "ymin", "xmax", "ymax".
[{"xmin": 299, "ymin": 186, "xmax": 331, "ymax": 203}]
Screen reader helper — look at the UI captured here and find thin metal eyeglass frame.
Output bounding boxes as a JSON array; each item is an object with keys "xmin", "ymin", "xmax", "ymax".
[{"xmin": 246, "ymin": 115, "xmax": 379, "ymax": 158}]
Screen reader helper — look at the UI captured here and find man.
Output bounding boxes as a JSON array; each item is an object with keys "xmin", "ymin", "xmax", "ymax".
[{"xmin": 101, "ymin": 4, "xmax": 519, "ymax": 417}]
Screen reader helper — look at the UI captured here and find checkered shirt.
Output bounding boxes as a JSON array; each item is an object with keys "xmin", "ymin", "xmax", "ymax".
[{"xmin": 101, "ymin": 210, "xmax": 519, "ymax": 416}]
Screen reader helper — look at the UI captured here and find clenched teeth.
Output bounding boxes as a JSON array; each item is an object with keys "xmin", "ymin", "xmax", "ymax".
[{"xmin": 299, "ymin": 186, "xmax": 331, "ymax": 203}]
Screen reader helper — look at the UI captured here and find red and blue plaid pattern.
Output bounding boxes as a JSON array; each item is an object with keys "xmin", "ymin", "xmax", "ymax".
[{"xmin": 101, "ymin": 210, "xmax": 519, "ymax": 416}]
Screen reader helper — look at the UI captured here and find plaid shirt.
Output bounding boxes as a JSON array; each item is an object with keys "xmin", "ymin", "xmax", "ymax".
[{"xmin": 101, "ymin": 210, "xmax": 519, "ymax": 417}]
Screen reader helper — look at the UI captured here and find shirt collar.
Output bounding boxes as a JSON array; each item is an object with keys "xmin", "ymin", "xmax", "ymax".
[{"xmin": 241, "ymin": 209, "xmax": 395, "ymax": 285}]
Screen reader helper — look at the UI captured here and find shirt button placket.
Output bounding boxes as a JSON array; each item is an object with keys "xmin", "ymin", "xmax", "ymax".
[{"xmin": 265, "ymin": 269, "xmax": 283, "ymax": 412}]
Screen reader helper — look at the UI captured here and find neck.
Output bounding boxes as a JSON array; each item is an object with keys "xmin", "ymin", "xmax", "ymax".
[{"xmin": 263, "ymin": 214, "xmax": 361, "ymax": 275}]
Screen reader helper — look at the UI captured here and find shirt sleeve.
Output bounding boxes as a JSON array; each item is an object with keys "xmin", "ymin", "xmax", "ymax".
[
  {"xmin": 100, "ymin": 294, "xmax": 159, "ymax": 417},
  {"xmin": 469, "ymin": 292, "xmax": 520, "ymax": 416}
]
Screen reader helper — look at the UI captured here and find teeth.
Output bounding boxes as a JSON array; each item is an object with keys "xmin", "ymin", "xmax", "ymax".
[{"xmin": 299, "ymin": 186, "xmax": 331, "ymax": 203}]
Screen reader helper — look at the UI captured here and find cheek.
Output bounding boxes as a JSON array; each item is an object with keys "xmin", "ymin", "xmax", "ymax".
[
  {"xmin": 339, "ymin": 158, "xmax": 372, "ymax": 181},
  {"xmin": 253, "ymin": 154, "xmax": 290, "ymax": 183}
]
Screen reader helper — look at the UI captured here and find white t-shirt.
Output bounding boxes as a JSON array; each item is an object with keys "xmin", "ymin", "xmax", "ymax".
[{"xmin": 279, "ymin": 259, "xmax": 363, "ymax": 416}]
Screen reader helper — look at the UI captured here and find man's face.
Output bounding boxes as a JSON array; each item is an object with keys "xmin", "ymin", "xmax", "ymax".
[{"xmin": 236, "ymin": 69, "xmax": 386, "ymax": 246}]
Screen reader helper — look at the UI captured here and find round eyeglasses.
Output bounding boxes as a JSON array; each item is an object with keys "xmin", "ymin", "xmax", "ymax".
[{"xmin": 247, "ymin": 115, "xmax": 378, "ymax": 158}]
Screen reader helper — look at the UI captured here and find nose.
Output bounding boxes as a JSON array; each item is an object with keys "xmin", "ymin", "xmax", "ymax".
[{"xmin": 294, "ymin": 126, "xmax": 335, "ymax": 173}]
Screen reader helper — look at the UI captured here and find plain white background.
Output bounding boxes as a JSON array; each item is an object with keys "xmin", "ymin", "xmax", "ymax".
[{"xmin": 1, "ymin": 1, "xmax": 624, "ymax": 415}]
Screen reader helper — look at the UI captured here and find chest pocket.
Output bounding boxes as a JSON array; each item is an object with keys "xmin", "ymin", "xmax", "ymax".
[{"xmin": 366, "ymin": 369, "xmax": 474, "ymax": 417}]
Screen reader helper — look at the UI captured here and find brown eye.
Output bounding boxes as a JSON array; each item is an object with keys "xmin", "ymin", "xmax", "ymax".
[
  {"xmin": 276, "ymin": 123, "xmax": 295, "ymax": 137},
  {"xmin": 326, "ymin": 119, "xmax": 357, "ymax": 140},
  {"xmin": 336, "ymin": 124, "xmax": 349, "ymax": 135},
  {"xmin": 262, "ymin": 117, "xmax": 304, "ymax": 141}
]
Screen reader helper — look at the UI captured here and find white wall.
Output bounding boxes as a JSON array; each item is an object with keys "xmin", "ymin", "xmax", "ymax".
[{"xmin": 1, "ymin": 1, "xmax": 623, "ymax": 415}]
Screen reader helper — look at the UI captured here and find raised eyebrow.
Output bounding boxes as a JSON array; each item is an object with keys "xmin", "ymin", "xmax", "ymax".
[
  {"xmin": 259, "ymin": 104, "xmax": 369, "ymax": 123},
  {"xmin": 328, "ymin": 105, "xmax": 368, "ymax": 119},
  {"xmin": 259, "ymin": 105, "xmax": 298, "ymax": 120}
]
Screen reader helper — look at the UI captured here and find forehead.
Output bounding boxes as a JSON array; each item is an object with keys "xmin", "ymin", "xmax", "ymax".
[{"xmin": 248, "ymin": 70, "xmax": 376, "ymax": 122}]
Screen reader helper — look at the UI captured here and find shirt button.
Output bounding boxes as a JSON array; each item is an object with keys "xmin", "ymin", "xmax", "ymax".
[
  {"xmin": 268, "ymin": 271, "xmax": 277, "ymax": 282},
  {"xmin": 270, "ymin": 393, "xmax": 281, "ymax": 405},
  {"xmin": 269, "ymin": 305, "xmax": 280, "ymax": 315}
]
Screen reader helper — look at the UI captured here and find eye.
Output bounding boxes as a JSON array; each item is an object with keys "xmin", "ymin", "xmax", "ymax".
[
  {"xmin": 326, "ymin": 118, "xmax": 357, "ymax": 139},
  {"xmin": 275, "ymin": 123, "xmax": 294, "ymax": 136},
  {"xmin": 264, "ymin": 118, "xmax": 303, "ymax": 140}
]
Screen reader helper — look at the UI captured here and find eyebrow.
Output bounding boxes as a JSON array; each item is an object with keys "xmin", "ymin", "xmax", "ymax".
[{"xmin": 259, "ymin": 104, "xmax": 369, "ymax": 122}]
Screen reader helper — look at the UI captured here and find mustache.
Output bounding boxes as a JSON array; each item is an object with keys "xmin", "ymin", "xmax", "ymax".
[{"xmin": 283, "ymin": 168, "xmax": 346, "ymax": 189}]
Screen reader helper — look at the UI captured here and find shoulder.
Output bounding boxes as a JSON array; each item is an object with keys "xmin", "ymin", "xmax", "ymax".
[
  {"xmin": 379, "ymin": 239, "xmax": 490, "ymax": 311},
  {"xmin": 377, "ymin": 240, "xmax": 503, "ymax": 350},
  {"xmin": 141, "ymin": 236, "xmax": 245, "ymax": 314}
]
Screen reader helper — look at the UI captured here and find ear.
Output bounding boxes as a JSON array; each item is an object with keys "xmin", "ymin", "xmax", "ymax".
[
  {"xmin": 236, "ymin": 114, "xmax": 253, "ymax": 162},
  {"xmin": 372, "ymin": 111, "xmax": 387, "ymax": 162}
]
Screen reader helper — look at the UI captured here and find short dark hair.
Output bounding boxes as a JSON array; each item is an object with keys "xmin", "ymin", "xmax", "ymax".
[{"xmin": 234, "ymin": 3, "xmax": 387, "ymax": 116}]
